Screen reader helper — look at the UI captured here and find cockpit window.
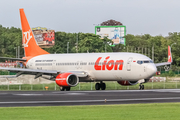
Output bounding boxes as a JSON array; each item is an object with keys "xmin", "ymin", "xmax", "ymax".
[
  {"xmin": 137, "ymin": 61, "xmax": 143, "ymax": 64},
  {"xmin": 144, "ymin": 61, "xmax": 149, "ymax": 63},
  {"xmin": 150, "ymin": 60, "xmax": 153, "ymax": 63},
  {"xmin": 137, "ymin": 60, "xmax": 153, "ymax": 64}
]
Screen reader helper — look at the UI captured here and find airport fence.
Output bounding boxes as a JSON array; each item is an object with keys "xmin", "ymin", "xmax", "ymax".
[{"xmin": 0, "ymin": 79, "xmax": 180, "ymax": 91}]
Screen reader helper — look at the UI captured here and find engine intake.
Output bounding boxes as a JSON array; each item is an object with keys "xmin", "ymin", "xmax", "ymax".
[
  {"xmin": 55, "ymin": 73, "xmax": 79, "ymax": 87},
  {"xmin": 117, "ymin": 80, "xmax": 138, "ymax": 86}
]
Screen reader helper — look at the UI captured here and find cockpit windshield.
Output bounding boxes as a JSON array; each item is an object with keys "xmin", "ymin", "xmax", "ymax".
[{"xmin": 137, "ymin": 60, "xmax": 153, "ymax": 64}]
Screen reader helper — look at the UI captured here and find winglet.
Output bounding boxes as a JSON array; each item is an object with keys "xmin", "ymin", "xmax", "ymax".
[
  {"xmin": 168, "ymin": 46, "xmax": 172, "ymax": 63},
  {"xmin": 19, "ymin": 8, "xmax": 49, "ymax": 57}
]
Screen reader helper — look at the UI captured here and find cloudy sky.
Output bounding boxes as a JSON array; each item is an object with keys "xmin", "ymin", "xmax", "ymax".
[{"xmin": 0, "ymin": 0, "xmax": 179, "ymax": 36}]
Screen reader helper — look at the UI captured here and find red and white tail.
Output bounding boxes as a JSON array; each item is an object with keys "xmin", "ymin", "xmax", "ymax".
[
  {"xmin": 19, "ymin": 8, "xmax": 49, "ymax": 57},
  {"xmin": 168, "ymin": 46, "xmax": 172, "ymax": 63}
]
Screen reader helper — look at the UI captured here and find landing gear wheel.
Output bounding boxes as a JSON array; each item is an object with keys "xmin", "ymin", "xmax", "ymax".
[
  {"xmin": 66, "ymin": 87, "xmax": 71, "ymax": 91},
  {"xmin": 139, "ymin": 84, "xmax": 144, "ymax": 90},
  {"xmin": 95, "ymin": 82, "xmax": 106, "ymax": 90},
  {"xmin": 95, "ymin": 83, "xmax": 101, "ymax": 90},
  {"xmin": 101, "ymin": 83, "xmax": 106, "ymax": 90},
  {"xmin": 142, "ymin": 85, "xmax": 144, "ymax": 90},
  {"xmin": 60, "ymin": 86, "xmax": 65, "ymax": 91}
]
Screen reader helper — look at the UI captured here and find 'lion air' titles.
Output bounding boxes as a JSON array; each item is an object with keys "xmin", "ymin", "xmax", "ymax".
[{"xmin": 94, "ymin": 56, "xmax": 124, "ymax": 70}]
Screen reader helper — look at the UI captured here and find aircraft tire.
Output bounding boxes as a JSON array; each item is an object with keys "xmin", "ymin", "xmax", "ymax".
[
  {"xmin": 66, "ymin": 87, "xmax": 71, "ymax": 91},
  {"xmin": 101, "ymin": 83, "xmax": 106, "ymax": 90},
  {"xmin": 95, "ymin": 83, "xmax": 101, "ymax": 90},
  {"xmin": 60, "ymin": 86, "xmax": 65, "ymax": 91},
  {"xmin": 139, "ymin": 84, "xmax": 142, "ymax": 90},
  {"xmin": 142, "ymin": 85, "xmax": 144, "ymax": 90}
]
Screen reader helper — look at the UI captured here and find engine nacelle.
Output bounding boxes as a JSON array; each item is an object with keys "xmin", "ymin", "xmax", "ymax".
[
  {"xmin": 117, "ymin": 80, "xmax": 138, "ymax": 86},
  {"xmin": 55, "ymin": 73, "xmax": 79, "ymax": 87}
]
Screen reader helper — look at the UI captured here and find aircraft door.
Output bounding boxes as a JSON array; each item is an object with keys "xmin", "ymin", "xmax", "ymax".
[{"xmin": 127, "ymin": 57, "xmax": 133, "ymax": 71}]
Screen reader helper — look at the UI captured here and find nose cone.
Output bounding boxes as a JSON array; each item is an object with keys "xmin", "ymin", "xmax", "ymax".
[{"xmin": 147, "ymin": 64, "xmax": 157, "ymax": 76}]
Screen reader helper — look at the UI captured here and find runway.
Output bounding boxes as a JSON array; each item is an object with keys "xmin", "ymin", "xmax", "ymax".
[{"xmin": 0, "ymin": 89, "xmax": 180, "ymax": 107}]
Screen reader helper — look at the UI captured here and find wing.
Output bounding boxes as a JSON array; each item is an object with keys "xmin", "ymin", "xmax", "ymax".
[
  {"xmin": 0, "ymin": 57, "xmax": 27, "ymax": 61},
  {"xmin": 155, "ymin": 62, "xmax": 171, "ymax": 67},
  {"xmin": 0, "ymin": 67, "xmax": 88, "ymax": 80},
  {"xmin": 155, "ymin": 46, "xmax": 172, "ymax": 67}
]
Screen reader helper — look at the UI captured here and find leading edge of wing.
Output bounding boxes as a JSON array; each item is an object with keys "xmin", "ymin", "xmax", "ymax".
[{"xmin": 155, "ymin": 62, "xmax": 171, "ymax": 67}]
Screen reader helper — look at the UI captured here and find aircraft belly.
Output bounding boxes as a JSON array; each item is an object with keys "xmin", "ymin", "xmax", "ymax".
[{"xmin": 92, "ymin": 71, "xmax": 124, "ymax": 81}]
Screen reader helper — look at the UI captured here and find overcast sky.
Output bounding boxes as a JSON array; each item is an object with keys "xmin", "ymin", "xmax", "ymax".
[{"xmin": 0, "ymin": 0, "xmax": 179, "ymax": 36}]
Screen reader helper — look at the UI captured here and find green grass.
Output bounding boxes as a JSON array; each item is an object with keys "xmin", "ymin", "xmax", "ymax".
[
  {"xmin": 0, "ymin": 81, "xmax": 180, "ymax": 91},
  {"xmin": 0, "ymin": 103, "xmax": 180, "ymax": 120}
]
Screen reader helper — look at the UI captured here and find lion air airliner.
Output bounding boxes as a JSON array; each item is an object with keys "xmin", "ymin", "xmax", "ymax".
[{"xmin": 0, "ymin": 9, "xmax": 172, "ymax": 91}]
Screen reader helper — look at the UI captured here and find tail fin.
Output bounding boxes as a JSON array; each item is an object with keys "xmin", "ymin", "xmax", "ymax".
[
  {"xmin": 19, "ymin": 8, "xmax": 49, "ymax": 57},
  {"xmin": 168, "ymin": 46, "xmax": 172, "ymax": 63}
]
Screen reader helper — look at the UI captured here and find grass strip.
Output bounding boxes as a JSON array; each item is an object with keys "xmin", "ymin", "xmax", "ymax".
[{"xmin": 0, "ymin": 103, "xmax": 180, "ymax": 120}]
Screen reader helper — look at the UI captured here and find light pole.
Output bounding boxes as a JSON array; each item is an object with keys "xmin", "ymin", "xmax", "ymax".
[
  {"xmin": 17, "ymin": 46, "xmax": 20, "ymax": 58},
  {"xmin": 67, "ymin": 42, "xmax": 69, "ymax": 53},
  {"xmin": 14, "ymin": 47, "xmax": 17, "ymax": 58},
  {"xmin": 76, "ymin": 34, "xmax": 78, "ymax": 53},
  {"xmin": 152, "ymin": 45, "xmax": 154, "ymax": 62}
]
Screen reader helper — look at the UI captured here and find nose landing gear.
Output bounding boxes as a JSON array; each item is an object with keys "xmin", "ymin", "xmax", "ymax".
[
  {"xmin": 139, "ymin": 83, "xmax": 144, "ymax": 90},
  {"xmin": 95, "ymin": 81, "xmax": 106, "ymax": 90}
]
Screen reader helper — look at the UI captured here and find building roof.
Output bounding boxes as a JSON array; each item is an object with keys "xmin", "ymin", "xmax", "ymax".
[{"xmin": 100, "ymin": 19, "xmax": 123, "ymax": 26}]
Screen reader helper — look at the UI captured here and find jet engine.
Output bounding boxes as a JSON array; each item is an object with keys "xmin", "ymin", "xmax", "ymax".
[
  {"xmin": 55, "ymin": 73, "xmax": 79, "ymax": 87},
  {"xmin": 117, "ymin": 80, "xmax": 138, "ymax": 86}
]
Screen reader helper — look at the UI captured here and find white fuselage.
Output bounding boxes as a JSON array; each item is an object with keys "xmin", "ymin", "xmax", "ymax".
[{"xmin": 26, "ymin": 52, "xmax": 157, "ymax": 82}]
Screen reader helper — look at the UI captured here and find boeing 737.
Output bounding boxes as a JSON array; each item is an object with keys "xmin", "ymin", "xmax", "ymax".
[{"xmin": 0, "ymin": 9, "xmax": 172, "ymax": 91}]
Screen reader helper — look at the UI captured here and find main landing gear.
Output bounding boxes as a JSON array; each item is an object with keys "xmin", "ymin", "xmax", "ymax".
[
  {"xmin": 95, "ymin": 81, "xmax": 106, "ymax": 90},
  {"xmin": 60, "ymin": 86, "xmax": 71, "ymax": 91},
  {"xmin": 139, "ymin": 83, "xmax": 144, "ymax": 90}
]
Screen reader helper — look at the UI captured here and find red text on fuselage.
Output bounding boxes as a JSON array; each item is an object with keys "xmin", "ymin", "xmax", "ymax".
[{"xmin": 94, "ymin": 56, "xmax": 124, "ymax": 70}]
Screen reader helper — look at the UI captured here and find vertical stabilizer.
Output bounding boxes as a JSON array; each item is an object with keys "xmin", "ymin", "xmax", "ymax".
[
  {"xmin": 19, "ymin": 8, "xmax": 49, "ymax": 57},
  {"xmin": 168, "ymin": 46, "xmax": 172, "ymax": 63}
]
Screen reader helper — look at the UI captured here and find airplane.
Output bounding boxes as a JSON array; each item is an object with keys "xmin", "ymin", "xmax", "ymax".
[{"xmin": 0, "ymin": 8, "xmax": 172, "ymax": 91}]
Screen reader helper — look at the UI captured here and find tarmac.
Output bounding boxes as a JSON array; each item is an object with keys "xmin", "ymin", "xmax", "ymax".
[{"xmin": 0, "ymin": 89, "xmax": 180, "ymax": 107}]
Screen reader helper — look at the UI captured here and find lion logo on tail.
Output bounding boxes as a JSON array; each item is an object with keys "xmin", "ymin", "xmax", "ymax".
[{"xmin": 23, "ymin": 30, "xmax": 32, "ymax": 47}]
